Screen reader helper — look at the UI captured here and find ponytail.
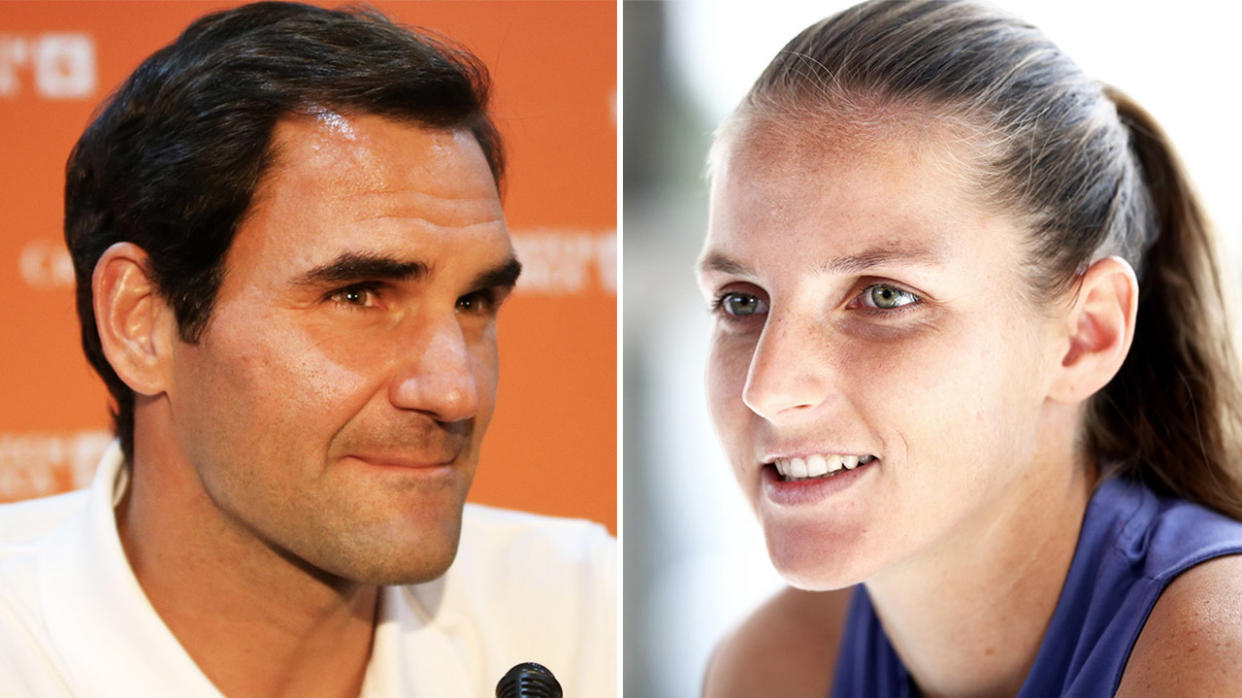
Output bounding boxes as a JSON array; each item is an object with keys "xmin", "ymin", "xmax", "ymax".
[
  {"xmin": 1087, "ymin": 88, "xmax": 1242, "ymax": 519},
  {"xmin": 733, "ymin": 0, "xmax": 1242, "ymax": 519}
]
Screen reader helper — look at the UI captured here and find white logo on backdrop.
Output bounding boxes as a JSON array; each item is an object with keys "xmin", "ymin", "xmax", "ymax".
[
  {"xmin": 19, "ymin": 239, "xmax": 75, "ymax": 288},
  {"xmin": 0, "ymin": 430, "xmax": 110, "ymax": 500},
  {"xmin": 512, "ymin": 230, "xmax": 617, "ymax": 294},
  {"xmin": 0, "ymin": 33, "xmax": 96, "ymax": 99}
]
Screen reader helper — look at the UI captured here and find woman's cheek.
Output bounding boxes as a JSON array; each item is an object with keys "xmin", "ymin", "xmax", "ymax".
[{"xmin": 706, "ymin": 332, "xmax": 757, "ymax": 428}]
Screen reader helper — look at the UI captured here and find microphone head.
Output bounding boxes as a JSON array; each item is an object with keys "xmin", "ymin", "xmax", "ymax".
[{"xmin": 495, "ymin": 662, "xmax": 563, "ymax": 698}]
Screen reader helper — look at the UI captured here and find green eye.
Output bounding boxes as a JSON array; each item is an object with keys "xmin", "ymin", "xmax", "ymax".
[
  {"xmin": 720, "ymin": 292, "xmax": 767, "ymax": 317},
  {"xmin": 866, "ymin": 284, "xmax": 918, "ymax": 310}
]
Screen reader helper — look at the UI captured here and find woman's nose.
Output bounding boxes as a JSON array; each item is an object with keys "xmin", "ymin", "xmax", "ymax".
[{"xmin": 741, "ymin": 312, "xmax": 834, "ymax": 423}]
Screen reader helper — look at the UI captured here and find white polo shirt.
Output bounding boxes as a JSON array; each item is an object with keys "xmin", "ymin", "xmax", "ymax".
[{"xmin": 0, "ymin": 442, "xmax": 616, "ymax": 697}]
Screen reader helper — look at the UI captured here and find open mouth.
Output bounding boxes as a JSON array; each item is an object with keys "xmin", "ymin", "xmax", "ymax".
[{"xmin": 771, "ymin": 454, "xmax": 878, "ymax": 481}]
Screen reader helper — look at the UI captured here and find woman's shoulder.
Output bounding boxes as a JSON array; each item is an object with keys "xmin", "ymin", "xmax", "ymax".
[
  {"xmin": 702, "ymin": 586, "xmax": 853, "ymax": 698},
  {"xmin": 1116, "ymin": 553, "xmax": 1242, "ymax": 697}
]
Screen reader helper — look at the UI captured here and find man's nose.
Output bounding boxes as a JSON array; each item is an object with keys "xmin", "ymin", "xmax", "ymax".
[
  {"xmin": 388, "ymin": 312, "xmax": 480, "ymax": 423},
  {"xmin": 741, "ymin": 311, "xmax": 835, "ymax": 423}
]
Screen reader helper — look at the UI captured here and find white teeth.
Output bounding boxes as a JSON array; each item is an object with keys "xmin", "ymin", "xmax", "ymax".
[{"xmin": 771, "ymin": 454, "xmax": 877, "ymax": 480}]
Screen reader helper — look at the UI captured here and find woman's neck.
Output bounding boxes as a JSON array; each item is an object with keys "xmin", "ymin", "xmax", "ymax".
[{"xmin": 864, "ymin": 443, "xmax": 1098, "ymax": 697}]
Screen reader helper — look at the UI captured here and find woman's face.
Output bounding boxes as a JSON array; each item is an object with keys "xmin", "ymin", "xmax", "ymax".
[{"xmin": 698, "ymin": 123, "xmax": 1069, "ymax": 589}]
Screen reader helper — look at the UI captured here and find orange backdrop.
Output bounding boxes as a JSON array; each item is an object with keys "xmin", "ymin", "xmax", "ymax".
[{"xmin": 0, "ymin": 1, "xmax": 616, "ymax": 532}]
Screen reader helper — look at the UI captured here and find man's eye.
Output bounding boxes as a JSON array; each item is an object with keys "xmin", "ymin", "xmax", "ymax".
[
  {"xmin": 714, "ymin": 292, "xmax": 768, "ymax": 317},
  {"xmin": 456, "ymin": 290, "xmax": 497, "ymax": 314},
  {"xmin": 328, "ymin": 285, "xmax": 379, "ymax": 308},
  {"xmin": 861, "ymin": 284, "xmax": 919, "ymax": 310}
]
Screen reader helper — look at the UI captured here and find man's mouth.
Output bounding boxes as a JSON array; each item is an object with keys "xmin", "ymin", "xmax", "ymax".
[
  {"xmin": 771, "ymin": 454, "xmax": 878, "ymax": 481},
  {"xmin": 347, "ymin": 442, "xmax": 466, "ymax": 470},
  {"xmin": 351, "ymin": 454, "xmax": 457, "ymax": 469}
]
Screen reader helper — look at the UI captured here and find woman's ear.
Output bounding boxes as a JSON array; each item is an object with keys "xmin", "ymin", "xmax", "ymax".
[
  {"xmin": 1048, "ymin": 256, "xmax": 1139, "ymax": 404},
  {"xmin": 92, "ymin": 242, "xmax": 176, "ymax": 397}
]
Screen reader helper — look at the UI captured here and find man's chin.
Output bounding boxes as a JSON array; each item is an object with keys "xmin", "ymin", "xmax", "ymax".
[
  {"xmin": 283, "ymin": 510, "xmax": 466, "ymax": 588},
  {"xmin": 297, "ymin": 542, "xmax": 461, "ymax": 588},
  {"xmin": 349, "ymin": 523, "xmax": 465, "ymax": 586},
  {"xmin": 357, "ymin": 545, "xmax": 461, "ymax": 587}
]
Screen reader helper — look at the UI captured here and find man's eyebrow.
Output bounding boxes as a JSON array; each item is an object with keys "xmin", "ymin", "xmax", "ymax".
[
  {"xmin": 294, "ymin": 252, "xmax": 427, "ymax": 285},
  {"xmin": 470, "ymin": 257, "xmax": 522, "ymax": 290}
]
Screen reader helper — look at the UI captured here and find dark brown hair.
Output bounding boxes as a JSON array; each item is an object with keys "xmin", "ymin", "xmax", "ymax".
[
  {"xmin": 724, "ymin": 0, "xmax": 1242, "ymax": 517},
  {"xmin": 65, "ymin": 2, "xmax": 502, "ymax": 462}
]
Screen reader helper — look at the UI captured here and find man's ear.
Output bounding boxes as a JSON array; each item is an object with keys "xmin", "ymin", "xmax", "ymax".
[
  {"xmin": 92, "ymin": 242, "xmax": 176, "ymax": 397},
  {"xmin": 1048, "ymin": 256, "xmax": 1139, "ymax": 404}
]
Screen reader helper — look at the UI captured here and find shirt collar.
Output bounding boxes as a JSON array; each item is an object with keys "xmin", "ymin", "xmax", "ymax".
[
  {"xmin": 37, "ymin": 441, "xmax": 223, "ymax": 697},
  {"xmin": 35, "ymin": 442, "xmax": 475, "ymax": 698}
]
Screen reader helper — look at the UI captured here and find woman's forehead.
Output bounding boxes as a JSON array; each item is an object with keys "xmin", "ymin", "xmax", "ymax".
[
  {"xmin": 719, "ymin": 102, "xmax": 979, "ymax": 165},
  {"xmin": 713, "ymin": 128, "xmax": 976, "ymax": 226},
  {"xmin": 704, "ymin": 121, "xmax": 1025, "ymax": 278}
]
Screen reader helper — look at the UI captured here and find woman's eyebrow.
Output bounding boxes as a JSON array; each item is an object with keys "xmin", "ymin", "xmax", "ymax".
[
  {"xmin": 697, "ymin": 245, "xmax": 944, "ymax": 278},
  {"xmin": 817, "ymin": 244, "xmax": 946, "ymax": 274},
  {"xmin": 697, "ymin": 251, "xmax": 753, "ymax": 276}
]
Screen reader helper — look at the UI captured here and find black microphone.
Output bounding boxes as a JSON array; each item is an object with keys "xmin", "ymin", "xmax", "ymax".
[{"xmin": 495, "ymin": 662, "xmax": 563, "ymax": 698}]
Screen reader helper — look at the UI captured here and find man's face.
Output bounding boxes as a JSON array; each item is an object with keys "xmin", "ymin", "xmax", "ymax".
[{"xmin": 165, "ymin": 113, "xmax": 517, "ymax": 585}]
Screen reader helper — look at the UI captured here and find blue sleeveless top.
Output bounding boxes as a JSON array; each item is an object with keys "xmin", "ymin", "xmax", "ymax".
[{"xmin": 831, "ymin": 476, "xmax": 1242, "ymax": 697}]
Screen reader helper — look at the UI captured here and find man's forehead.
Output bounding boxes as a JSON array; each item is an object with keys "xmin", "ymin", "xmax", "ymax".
[
  {"xmin": 263, "ymin": 111, "xmax": 498, "ymax": 203},
  {"xmin": 258, "ymin": 112, "xmax": 500, "ymax": 219},
  {"xmin": 223, "ymin": 111, "xmax": 511, "ymax": 283}
]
